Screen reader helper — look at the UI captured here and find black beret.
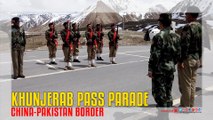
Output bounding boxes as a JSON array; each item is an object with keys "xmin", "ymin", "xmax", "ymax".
[
  {"xmin": 11, "ymin": 17, "xmax": 20, "ymax": 23},
  {"xmin": 158, "ymin": 13, "xmax": 171, "ymax": 22},
  {"xmin": 72, "ymin": 23, "xmax": 76, "ymax": 27},
  {"xmin": 63, "ymin": 21, "xmax": 68, "ymax": 27},
  {"xmin": 49, "ymin": 22, "xmax": 54, "ymax": 26},
  {"xmin": 111, "ymin": 23, "xmax": 115, "ymax": 27}
]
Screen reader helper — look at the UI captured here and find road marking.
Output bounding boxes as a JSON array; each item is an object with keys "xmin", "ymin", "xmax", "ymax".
[
  {"xmin": 119, "ymin": 53, "xmax": 149, "ymax": 59},
  {"xmin": 0, "ymin": 50, "xmax": 150, "ymax": 64},
  {"xmin": 36, "ymin": 60, "xmax": 56, "ymax": 70},
  {"xmin": 205, "ymin": 86, "xmax": 213, "ymax": 91},
  {"xmin": 0, "ymin": 59, "xmax": 148, "ymax": 83}
]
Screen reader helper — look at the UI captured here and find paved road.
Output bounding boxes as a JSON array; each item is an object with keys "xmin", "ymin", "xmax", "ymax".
[
  {"xmin": 7, "ymin": 46, "xmax": 201, "ymax": 106},
  {"xmin": 1, "ymin": 45, "xmax": 212, "ymax": 120}
]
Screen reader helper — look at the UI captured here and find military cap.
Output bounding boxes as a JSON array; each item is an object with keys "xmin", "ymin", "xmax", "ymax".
[
  {"xmin": 111, "ymin": 23, "xmax": 115, "ymax": 27},
  {"xmin": 11, "ymin": 17, "xmax": 20, "ymax": 23},
  {"xmin": 186, "ymin": 6, "xmax": 200, "ymax": 18},
  {"xmin": 72, "ymin": 23, "xmax": 76, "ymax": 27},
  {"xmin": 186, "ymin": 6, "xmax": 200, "ymax": 13},
  {"xmin": 158, "ymin": 13, "xmax": 172, "ymax": 26},
  {"xmin": 87, "ymin": 23, "xmax": 91, "ymax": 28},
  {"xmin": 96, "ymin": 24, "xmax": 101, "ymax": 27},
  {"xmin": 49, "ymin": 22, "xmax": 54, "ymax": 26},
  {"xmin": 63, "ymin": 21, "xmax": 68, "ymax": 27},
  {"xmin": 158, "ymin": 13, "xmax": 171, "ymax": 22}
]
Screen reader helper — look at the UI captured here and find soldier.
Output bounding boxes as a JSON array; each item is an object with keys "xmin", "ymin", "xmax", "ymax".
[
  {"xmin": 85, "ymin": 24, "xmax": 97, "ymax": 67},
  {"xmin": 45, "ymin": 22, "xmax": 58, "ymax": 65},
  {"xmin": 95, "ymin": 24, "xmax": 104, "ymax": 61},
  {"xmin": 72, "ymin": 23, "xmax": 81, "ymax": 62},
  {"xmin": 178, "ymin": 6, "xmax": 202, "ymax": 107},
  {"xmin": 147, "ymin": 13, "xmax": 181, "ymax": 107},
  {"xmin": 108, "ymin": 23, "xmax": 119, "ymax": 64},
  {"xmin": 11, "ymin": 17, "xmax": 26, "ymax": 79},
  {"xmin": 60, "ymin": 21, "xmax": 74, "ymax": 70}
]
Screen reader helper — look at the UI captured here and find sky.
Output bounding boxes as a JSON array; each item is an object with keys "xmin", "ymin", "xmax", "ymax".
[
  {"xmin": 0, "ymin": 0, "xmax": 181, "ymax": 12},
  {"xmin": 0, "ymin": 0, "xmax": 182, "ymax": 19}
]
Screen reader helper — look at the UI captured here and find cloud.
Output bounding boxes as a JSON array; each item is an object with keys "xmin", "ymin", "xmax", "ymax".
[{"xmin": 0, "ymin": 0, "xmax": 182, "ymax": 13}]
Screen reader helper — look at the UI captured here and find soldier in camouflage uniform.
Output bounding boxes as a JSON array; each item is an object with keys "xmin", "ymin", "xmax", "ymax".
[
  {"xmin": 148, "ymin": 13, "xmax": 181, "ymax": 107},
  {"xmin": 11, "ymin": 17, "xmax": 26, "ymax": 79},
  {"xmin": 95, "ymin": 24, "xmax": 104, "ymax": 61},
  {"xmin": 178, "ymin": 6, "xmax": 202, "ymax": 107},
  {"xmin": 72, "ymin": 23, "xmax": 81, "ymax": 63},
  {"xmin": 85, "ymin": 24, "xmax": 97, "ymax": 67},
  {"xmin": 108, "ymin": 23, "xmax": 120, "ymax": 64},
  {"xmin": 45, "ymin": 22, "xmax": 58, "ymax": 65},
  {"xmin": 60, "ymin": 21, "xmax": 74, "ymax": 70}
]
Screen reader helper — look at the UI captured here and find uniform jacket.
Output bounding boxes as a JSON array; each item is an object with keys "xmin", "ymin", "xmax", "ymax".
[
  {"xmin": 148, "ymin": 27, "xmax": 181, "ymax": 74},
  {"xmin": 11, "ymin": 26, "xmax": 26, "ymax": 48}
]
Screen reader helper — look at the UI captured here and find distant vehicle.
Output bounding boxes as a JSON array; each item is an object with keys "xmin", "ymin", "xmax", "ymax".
[
  {"xmin": 149, "ymin": 28, "xmax": 160, "ymax": 41},
  {"xmin": 144, "ymin": 24, "xmax": 160, "ymax": 41}
]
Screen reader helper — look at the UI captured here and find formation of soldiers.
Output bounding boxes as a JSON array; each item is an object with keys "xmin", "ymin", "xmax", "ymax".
[
  {"xmin": 44, "ymin": 22, "xmax": 119, "ymax": 69},
  {"xmin": 11, "ymin": 5, "xmax": 202, "ymax": 108}
]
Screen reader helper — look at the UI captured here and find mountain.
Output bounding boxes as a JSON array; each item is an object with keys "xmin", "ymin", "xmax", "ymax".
[
  {"xmin": 103, "ymin": 0, "xmax": 139, "ymax": 13},
  {"xmin": 0, "ymin": 0, "xmax": 143, "ymax": 31},
  {"xmin": 144, "ymin": 4, "xmax": 168, "ymax": 19},
  {"xmin": 170, "ymin": 0, "xmax": 213, "ymax": 19},
  {"xmin": 12, "ymin": 12, "xmax": 79, "ymax": 31},
  {"xmin": 103, "ymin": 0, "xmax": 142, "ymax": 20},
  {"xmin": 75, "ymin": 0, "xmax": 122, "ymax": 27}
]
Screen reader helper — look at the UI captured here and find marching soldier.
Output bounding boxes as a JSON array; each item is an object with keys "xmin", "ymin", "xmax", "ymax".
[
  {"xmin": 147, "ymin": 13, "xmax": 181, "ymax": 107},
  {"xmin": 45, "ymin": 22, "xmax": 58, "ymax": 65},
  {"xmin": 95, "ymin": 24, "xmax": 104, "ymax": 61},
  {"xmin": 60, "ymin": 21, "xmax": 74, "ymax": 70},
  {"xmin": 85, "ymin": 24, "xmax": 97, "ymax": 67},
  {"xmin": 72, "ymin": 23, "xmax": 81, "ymax": 62},
  {"xmin": 11, "ymin": 17, "xmax": 26, "ymax": 79},
  {"xmin": 108, "ymin": 23, "xmax": 119, "ymax": 64},
  {"xmin": 178, "ymin": 6, "xmax": 202, "ymax": 107}
]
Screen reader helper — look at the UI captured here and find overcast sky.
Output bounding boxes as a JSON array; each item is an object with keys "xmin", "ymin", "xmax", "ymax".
[
  {"xmin": 0, "ymin": 0, "xmax": 181, "ymax": 13},
  {"xmin": 0, "ymin": 0, "xmax": 182, "ymax": 20}
]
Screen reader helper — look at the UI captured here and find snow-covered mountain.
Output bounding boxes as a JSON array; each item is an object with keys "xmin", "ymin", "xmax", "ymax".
[
  {"xmin": 76, "ymin": 0, "xmax": 122, "ymax": 27},
  {"xmin": 4, "ymin": 0, "xmax": 142, "ymax": 31},
  {"xmin": 170, "ymin": 0, "xmax": 213, "ymax": 19},
  {"xmin": 2, "ymin": 0, "xmax": 213, "ymax": 31},
  {"xmin": 144, "ymin": 4, "xmax": 168, "ymax": 19},
  {"xmin": 11, "ymin": 12, "xmax": 80, "ymax": 31}
]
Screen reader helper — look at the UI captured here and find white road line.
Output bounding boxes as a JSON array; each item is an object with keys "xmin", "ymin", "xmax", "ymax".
[
  {"xmin": 35, "ymin": 60, "xmax": 56, "ymax": 70},
  {"xmin": 119, "ymin": 53, "xmax": 149, "ymax": 59},
  {"xmin": 0, "ymin": 50, "xmax": 149, "ymax": 64},
  {"xmin": 205, "ymin": 86, "xmax": 213, "ymax": 91},
  {"xmin": 0, "ymin": 59, "xmax": 149, "ymax": 83}
]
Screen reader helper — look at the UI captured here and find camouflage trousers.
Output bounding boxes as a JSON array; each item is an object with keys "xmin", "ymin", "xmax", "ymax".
[
  {"xmin": 152, "ymin": 73, "xmax": 174, "ymax": 107},
  {"xmin": 87, "ymin": 45, "xmax": 96, "ymax": 60},
  {"xmin": 73, "ymin": 43, "xmax": 79, "ymax": 56},
  {"xmin": 48, "ymin": 45, "xmax": 57, "ymax": 58},
  {"xmin": 109, "ymin": 45, "xmax": 117, "ymax": 57},
  {"xmin": 11, "ymin": 45, "xmax": 25, "ymax": 77},
  {"xmin": 63, "ymin": 47, "xmax": 72, "ymax": 62},
  {"xmin": 96, "ymin": 41, "xmax": 103, "ymax": 54}
]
